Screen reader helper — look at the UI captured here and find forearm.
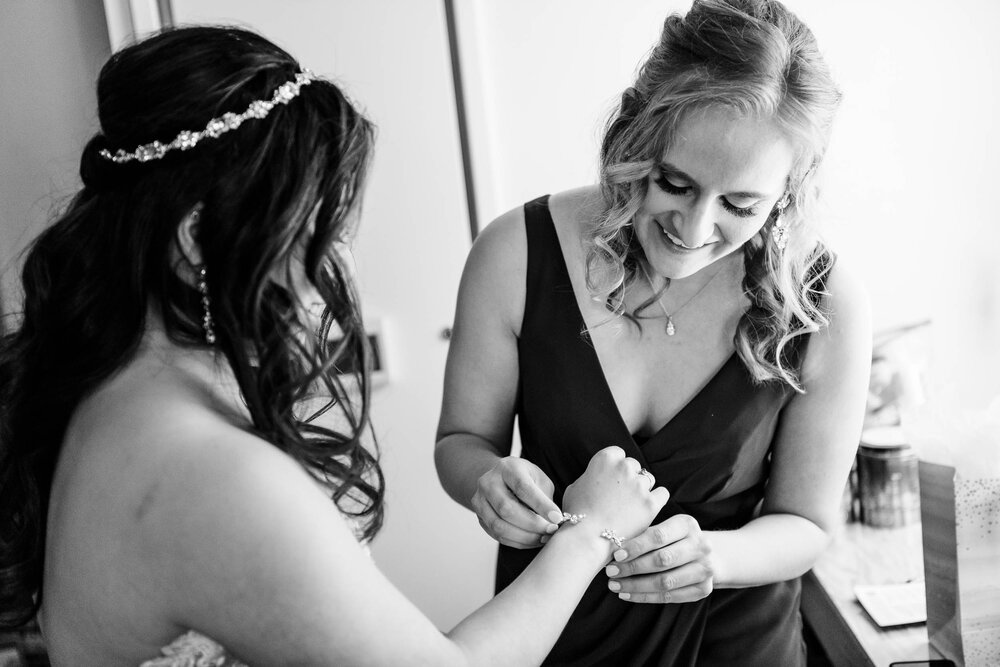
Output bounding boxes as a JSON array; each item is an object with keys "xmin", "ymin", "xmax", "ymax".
[
  {"xmin": 434, "ymin": 433, "xmax": 504, "ymax": 511},
  {"xmin": 446, "ymin": 526, "xmax": 611, "ymax": 666},
  {"xmin": 707, "ymin": 513, "xmax": 831, "ymax": 588}
]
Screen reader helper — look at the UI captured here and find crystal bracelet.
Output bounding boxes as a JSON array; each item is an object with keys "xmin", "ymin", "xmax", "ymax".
[{"xmin": 600, "ymin": 528, "xmax": 623, "ymax": 549}]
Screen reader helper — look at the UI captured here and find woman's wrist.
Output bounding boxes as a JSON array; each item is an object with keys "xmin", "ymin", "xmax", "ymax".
[
  {"xmin": 546, "ymin": 520, "xmax": 616, "ymax": 570},
  {"xmin": 701, "ymin": 530, "xmax": 729, "ymax": 587}
]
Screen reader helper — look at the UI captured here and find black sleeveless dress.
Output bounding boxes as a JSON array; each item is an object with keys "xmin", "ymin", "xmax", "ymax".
[{"xmin": 496, "ymin": 196, "xmax": 809, "ymax": 666}]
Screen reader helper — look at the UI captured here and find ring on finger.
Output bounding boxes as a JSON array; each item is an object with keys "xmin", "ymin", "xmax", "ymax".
[{"xmin": 638, "ymin": 468, "xmax": 655, "ymax": 490}]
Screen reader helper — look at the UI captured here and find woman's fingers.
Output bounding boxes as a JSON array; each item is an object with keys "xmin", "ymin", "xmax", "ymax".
[
  {"xmin": 605, "ymin": 535, "xmax": 712, "ymax": 578},
  {"xmin": 601, "ymin": 513, "xmax": 714, "ymax": 604},
  {"xmin": 648, "ymin": 486, "xmax": 670, "ymax": 510},
  {"xmin": 499, "ymin": 464, "xmax": 562, "ymax": 525},
  {"xmin": 471, "ymin": 492, "xmax": 548, "ymax": 548},
  {"xmin": 595, "ymin": 445, "xmax": 626, "ymax": 461},
  {"xmin": 606, "ymin": 561, "xmax": 714, "ymax": 603},
  {"xmin": 610, "ymin": 514, "xmax": 701, "ymax": 564},
  {"xmin": 470, "ymin": 458, "xmax": 564, "ymax": 549},
  {"xmin": 622, "ymin": 456, "xmax": 642, "ymax": 475}
]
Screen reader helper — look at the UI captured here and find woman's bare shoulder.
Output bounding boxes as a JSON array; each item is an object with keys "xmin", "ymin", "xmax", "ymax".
[
  {"xmin": 472, "ymin": 186, "xmax": 601, "ymax": 262},
  {"xmin": 472, "ymin": 202, "xmax": 527, "ymax": 265},
  {"xmin": 822, "ymin": 254, "xmax": 871, "ymax": 338},
  {"xmin": 458, "ymin": 203, "xmax": 530, "ymax": 336},
  {"xmin": 60, "ymin": 356, "xmax": 326, "ymax": 545},
  {"xmin": 549, "ymin": 185, "xmax": 603, "ymax": 230},
  {"xmin": 47, "ymin": 358, "xmax": 339, "ymax": 656},
  {"xmin": 47, "ymin": 357, "xmax": 370, "ymax": 663},
  {"xmin": 801, "ymin": 255, "xmax": 872, "ymax": 383},
  {"xmin": 69, "ymin": 360, "xmax": 260, "ymax": 464},
  {"xmin": 547, "ymin": 185, "xmax": 605, "ymax": 273}
]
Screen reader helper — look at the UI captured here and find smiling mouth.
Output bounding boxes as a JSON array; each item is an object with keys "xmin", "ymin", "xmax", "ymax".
[{"xmin": 661, "ymin": 227, "xmax": 718, "ymax": 250}]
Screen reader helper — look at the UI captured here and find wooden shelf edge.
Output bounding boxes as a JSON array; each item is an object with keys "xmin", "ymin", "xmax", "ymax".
[{"xmin": 801, "ymin": 570, "xmax": 874, "ymax": 667}]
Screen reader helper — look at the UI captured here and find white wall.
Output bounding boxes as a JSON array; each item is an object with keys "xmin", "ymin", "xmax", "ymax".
[
  {"xmin": 799, "ymin": 0, "xmax": 1000, "ymax": 409},
  {"xmin": 457, "ymin": 0, "xmax": 1000, "ymax": 409},
  {"xmin": 0, "ymin": 0, "xmax": 110, "ymax": 324}
]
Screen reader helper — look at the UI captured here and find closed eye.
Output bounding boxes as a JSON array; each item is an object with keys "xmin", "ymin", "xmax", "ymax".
[
  {"xmin": 721, "ymin": 199, "xmax": 758, "ymax": 218},
  {"xmin": 653, "ymin": 171, "xmax": 691, "ymax": 196},
  {"xmin": 654, "ymin": 167, "xmax": 762, "ymax": 219}
]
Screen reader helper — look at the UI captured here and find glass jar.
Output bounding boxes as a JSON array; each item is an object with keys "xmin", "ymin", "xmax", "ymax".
[{"xmin": 857, "ymin": 427, "xmax": 920, "ymax": 528}]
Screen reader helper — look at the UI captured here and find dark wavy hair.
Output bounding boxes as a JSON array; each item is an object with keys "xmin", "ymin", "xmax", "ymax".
[
  {"xmin": 592, "ymin": 0, "xmax": 841, "ymax": 390},
  {"xmin": 0, "ymin": 25, "xmax": 384, "ymax": 629}
]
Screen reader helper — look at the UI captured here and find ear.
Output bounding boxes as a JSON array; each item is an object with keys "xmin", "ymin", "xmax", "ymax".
[{"xmin": 175, "ymin": 203, "xmax": 205, "ymax": 267}]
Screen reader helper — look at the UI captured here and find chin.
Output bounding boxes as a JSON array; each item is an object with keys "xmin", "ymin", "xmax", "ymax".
[{"xmin": 643, "ymin": 240, "xmax": 730, "ymax": 280}]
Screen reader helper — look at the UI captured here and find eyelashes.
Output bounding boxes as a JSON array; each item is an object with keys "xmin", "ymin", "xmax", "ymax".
[
  {"xmin": 653, "ymin": 171, "xmax": 759, "ymax": 219},
  {"xmin": 653, "ymin": 173, "xmax": 689, "ymax": 196},
  {"xmin": 722, "ymin": 201, "xmax": 758, "ymax": 219}
]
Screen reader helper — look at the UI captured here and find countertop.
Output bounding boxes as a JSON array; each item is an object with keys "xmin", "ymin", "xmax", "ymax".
[{"xmin": 802, "ymin": 521, "xmax": 945, "ymax": 666}]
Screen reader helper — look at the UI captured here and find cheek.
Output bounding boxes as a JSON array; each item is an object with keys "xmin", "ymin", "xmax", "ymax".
[
  {"xmin": 719, "ymin": 218, "xmax": 767, "ymax": 246},
  {"xmin": 639, "ymin": 184, "xmax": 680, "ymax": 215}
]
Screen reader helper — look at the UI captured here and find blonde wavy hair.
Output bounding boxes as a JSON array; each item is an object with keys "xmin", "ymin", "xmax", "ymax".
[{"xmin": 590, "ymin": 0, "xmax": 842, "ymax": 391}]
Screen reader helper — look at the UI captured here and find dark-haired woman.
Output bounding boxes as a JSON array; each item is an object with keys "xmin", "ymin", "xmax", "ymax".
[
  {"xmin": 435, "ymin": 1, "xmax": 871, "ymax": 664},
  {"xmin": 0, "ymin": 26, "xmax": 668, "ymax": 665}
]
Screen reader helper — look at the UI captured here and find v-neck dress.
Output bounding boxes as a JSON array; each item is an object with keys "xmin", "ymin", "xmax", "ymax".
[{"xmin": 495, "ymin": 195, "xmax": 809, "ymax": 666}]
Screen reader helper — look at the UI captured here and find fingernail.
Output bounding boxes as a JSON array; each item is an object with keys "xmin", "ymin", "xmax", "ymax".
[
  {"xmin": 545, "ymin": 523, "xmax": 559, "ymax": 534},
  {"xmin": 547, "ymin": 511, "xmax": 563, "ymax": 524},
  {"xmin": 540, "ymin": 535, "xmax": 550, "ymax": 544},
  {"xmin": 613, "ymin": 549, "xmax": 628, "ymax": 562},
  {"xmin": 608, "ymin": 580, "xmax": 621, "ymax": 592},
  {"xmin": 605, "ymin": 565, "xmax": 620, "ymax": 577},
  {"xmin": 618, "ymin": 592, "xmax": 631, "ymax": 601}
]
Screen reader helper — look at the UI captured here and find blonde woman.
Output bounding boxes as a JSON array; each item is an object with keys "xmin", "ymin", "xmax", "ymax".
[{"xmin": 436, "ymin": 0, "xmax": 871, "ymax": 663}]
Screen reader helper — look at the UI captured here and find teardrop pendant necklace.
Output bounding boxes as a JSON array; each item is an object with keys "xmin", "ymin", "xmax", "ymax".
[{"xmin": 638, "ymin": 261, "xmax": 726, "ymax": 336}]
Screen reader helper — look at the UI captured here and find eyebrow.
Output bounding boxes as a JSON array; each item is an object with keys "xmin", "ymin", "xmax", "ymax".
[{"xmin": 658, "ymin": 162, "xmax": 769, "ymax": 200}]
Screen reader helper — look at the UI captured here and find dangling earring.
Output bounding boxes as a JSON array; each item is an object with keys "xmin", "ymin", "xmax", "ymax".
[
  {"xmin": 771, "ymin": 197, "xmax": 790, "ymax": 251},
  {"xmin": 197, "ymin": 265, "xmax": 216, "ymax": 345}
]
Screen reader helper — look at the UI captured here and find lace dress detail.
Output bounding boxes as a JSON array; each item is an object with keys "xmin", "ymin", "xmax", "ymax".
[{"xmin": 140, "ymin": 630, "xmax": 246, "ymax": 667}]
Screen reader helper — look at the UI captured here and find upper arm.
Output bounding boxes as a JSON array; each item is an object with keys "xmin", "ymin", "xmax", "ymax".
[
  {"xmin": 142, "ymin": 433, "xmax": 462, "ymax": 666},
  {"xmin": 761, "ymin": 259, "xmax": 873, "ymax": 534},
  {"xmin": 435, "ymin": 206, "xmax": 528, "ymax": 453}
]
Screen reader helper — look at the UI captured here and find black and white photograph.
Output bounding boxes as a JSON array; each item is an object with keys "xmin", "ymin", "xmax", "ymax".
[{"xmin": 1, "ymin": 1, "xmax": 998, "ymax": 665}]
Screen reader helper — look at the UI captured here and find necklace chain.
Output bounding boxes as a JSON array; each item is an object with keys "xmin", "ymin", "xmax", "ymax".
[{"xmin": 638, "ymin": 261, "xmax": 725, "ymax": 336}]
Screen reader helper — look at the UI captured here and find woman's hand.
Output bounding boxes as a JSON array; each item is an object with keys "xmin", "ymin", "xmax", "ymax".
[
  {"xmin": 603, "ymin": 514, "xmax": 714, "ymax": 603},
  {"xmin": 471, "ymin": 457, "xmax": 563, "ymax": 549},
  {"xmin": 562, "ymin": 447, "xmax": 669, "ymax": 543}
]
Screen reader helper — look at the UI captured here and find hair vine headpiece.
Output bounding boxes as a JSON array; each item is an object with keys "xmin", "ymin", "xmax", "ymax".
[{"xmin": 99, "ymin": 70, "xmax": 317, "ymax": 164}]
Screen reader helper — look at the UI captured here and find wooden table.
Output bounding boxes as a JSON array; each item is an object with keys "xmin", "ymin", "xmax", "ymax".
[{"xmin": 803, "ymin": 521, "xmax": 945, "ymax": 666}]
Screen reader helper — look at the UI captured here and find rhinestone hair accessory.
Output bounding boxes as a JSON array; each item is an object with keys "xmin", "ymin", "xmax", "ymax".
[{"xmin": 99, "ymin": 70, "xmax": 317, "ymax": 164}]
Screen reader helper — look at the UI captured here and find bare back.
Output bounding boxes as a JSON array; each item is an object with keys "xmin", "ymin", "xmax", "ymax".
[{"xmin": 42, "ymin": 334, "xmax": 265, "ymax": 664}]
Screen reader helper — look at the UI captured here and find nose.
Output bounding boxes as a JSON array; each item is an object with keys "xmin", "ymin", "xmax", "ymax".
[{"xmin": 672, "ymin": 198, "xmax": 715, "ymax": 248}]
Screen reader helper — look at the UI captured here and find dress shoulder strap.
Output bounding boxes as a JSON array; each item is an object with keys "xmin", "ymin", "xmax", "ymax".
[{"xmin": 520, "ymin": 195, "xmax": 580, "ymax": 341}]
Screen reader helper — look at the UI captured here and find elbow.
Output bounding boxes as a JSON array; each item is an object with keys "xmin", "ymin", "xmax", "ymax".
[
  {"xmin": 433, "ymin": 434, "xmax": 457, "ymax": 485},
  {"xmin": 797, "ymin": 516, "xmax": 835, "ymax": 573},
  {"xmin": 432, "ymin": 432, "xmax": 477, "ymax": 504},
  {"xmin": 433, "ymin": 438, "xmax": 451, "ymax": 482}
]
